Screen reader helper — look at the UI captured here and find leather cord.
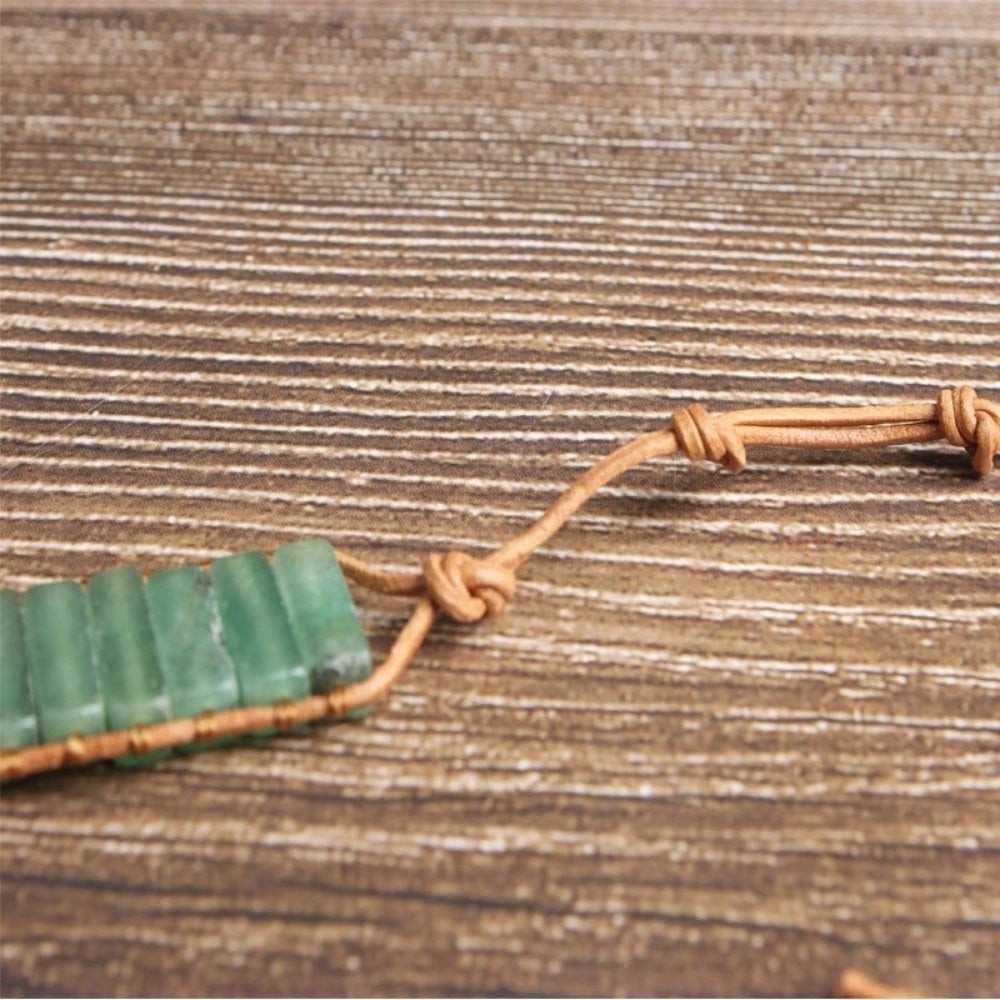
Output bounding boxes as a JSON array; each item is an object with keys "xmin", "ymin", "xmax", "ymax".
[{"xmin": 1, "ymin": 385, "xmax": 996, "ymax": 783}]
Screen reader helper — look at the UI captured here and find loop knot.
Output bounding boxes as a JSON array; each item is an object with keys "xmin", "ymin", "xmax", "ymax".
[
  {"xmin": 671, "ymin": 403, "xmax": 748, "ymax": 473},
  {"xmin": 938, "ymin": 386, "xmax": 999, "ymax": 476},
  {"xmin": 423, "ymin": 551, "xmax": 516, "ymax": 623}
]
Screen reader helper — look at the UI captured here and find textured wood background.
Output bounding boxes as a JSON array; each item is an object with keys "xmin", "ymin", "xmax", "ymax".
[{"xmin": 1, "ymin": 2, "xmax": 998, "ymax": 996}]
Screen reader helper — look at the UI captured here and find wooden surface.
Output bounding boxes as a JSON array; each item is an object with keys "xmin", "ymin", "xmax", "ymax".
[{"xmin": 1, "ymin": 2, "xmax": 999, "ymax": 996}]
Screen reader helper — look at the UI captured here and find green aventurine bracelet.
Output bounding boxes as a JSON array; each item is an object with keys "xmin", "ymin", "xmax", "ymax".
[{"xmin": 1, "ymin": 385, "xmax": 997, "ymax": 784}]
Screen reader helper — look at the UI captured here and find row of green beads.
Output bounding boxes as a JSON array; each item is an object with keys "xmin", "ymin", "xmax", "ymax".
[{"xmin": 0, "ymin": 539, "xmax": 371, "ymax": 765}]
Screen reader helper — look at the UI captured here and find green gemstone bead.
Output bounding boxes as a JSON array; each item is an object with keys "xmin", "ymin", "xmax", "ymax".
[
  {"xmin": 6, "ymin": 542, "xmax": 372, "ymax": 762},
  {"xmin": 146, "ymin": 565, "xmax": 239, "ymax": 751},
  {"xmin": 22, "ymin": 580, "xmax": 105, "ymax": 743},
  {"xmin": 271, "ymin": 539, "xmax": 372, "ymax": 695},
  {"xmin": 88, "ymin": 566, "xmax": 170, "ymax": 767},
  {"xmin": 211, "ymin": 551, "xmax": 309, "ymax": 712},
  {"xmin": 0, "ymin": 589, "xmax": 38, "ymax": 750}
]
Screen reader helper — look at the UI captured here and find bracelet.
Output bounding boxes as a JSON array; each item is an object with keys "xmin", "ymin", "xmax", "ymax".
[{"xmin": 1, "ymin": 385, "xmax": 996, "ymax": 784}]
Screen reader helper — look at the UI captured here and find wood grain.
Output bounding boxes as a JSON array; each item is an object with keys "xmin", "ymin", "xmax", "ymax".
[{"xmin": 1, "ymin": 2, "xmax": 998, "ymax": 996}]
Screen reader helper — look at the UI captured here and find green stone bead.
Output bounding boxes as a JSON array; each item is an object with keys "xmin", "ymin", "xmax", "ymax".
[
  {"xmin": 146, "ymin": 565, "xmax": 239, "ymax": 750},
  {"xmin": 211, "ymin": 551, "xmax": 309, "ymax": 712},
  {"xmin": 22, "ymin": 580, "xmax": 105, "ymax": 743},
  {"xmin": 0, "ymin": 589, "xmax": 38, "ymax": 750},
  {"xmin": 88, "ymin": 566, "xmax": 170, "ymax": 767},
  {"xmin": 271, "ymin": 538, "xmax": 372, "ymax": 696}
]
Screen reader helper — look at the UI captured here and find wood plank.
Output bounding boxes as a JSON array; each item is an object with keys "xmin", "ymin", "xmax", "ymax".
[{"xmin": 1, "ymin": 2, "xmax": 998, "ymax": 995}]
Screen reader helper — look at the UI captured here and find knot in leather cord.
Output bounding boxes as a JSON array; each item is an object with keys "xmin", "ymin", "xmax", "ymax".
[
  {"xmin": 671, "ymin": 402, "xmax": 748, "ymax": 473},
  {"xmin": 938, "ymin": 385, "xmax": 1000, "ymax": 476},
  {"xmin": 423, "ymin": 550, "xmax": 517, "ymax": 623}
]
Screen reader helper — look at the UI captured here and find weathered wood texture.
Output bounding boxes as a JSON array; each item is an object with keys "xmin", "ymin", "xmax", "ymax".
[{"xmin": 1, "ymin": 2, "xmax": 998, "ymax": 996}]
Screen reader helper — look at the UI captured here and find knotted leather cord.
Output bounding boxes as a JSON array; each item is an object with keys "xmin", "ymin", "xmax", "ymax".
[{"xmin": 1, "ymin": 385, "xmax": 997, "ymax": 785}]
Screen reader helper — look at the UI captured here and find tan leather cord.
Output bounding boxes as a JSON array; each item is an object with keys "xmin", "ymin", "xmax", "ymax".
[
  {"xmin": 835, "ymin": 968, "xmax": 916, "ymax": 999},
  {"xmin": 1, "ymin": 385, "xmax": 996, "ymax": 785}
]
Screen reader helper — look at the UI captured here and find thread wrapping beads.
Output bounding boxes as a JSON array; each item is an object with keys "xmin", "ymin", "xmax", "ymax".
[{"xmin": 0, "ymin": 538, "xmax": 372, "ymax": 764}]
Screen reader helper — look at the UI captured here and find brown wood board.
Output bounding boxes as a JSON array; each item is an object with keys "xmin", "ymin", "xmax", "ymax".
[{"xmin": 1, "ymin": 2, "xmax": 998, "ymax": 996}]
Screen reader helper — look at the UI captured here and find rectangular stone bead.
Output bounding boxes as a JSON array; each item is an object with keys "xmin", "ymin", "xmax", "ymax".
[
  {"xmin": 0, "ymin": 589, "xmax": 39, "ymax": 750},
  {"xmin": 88, "ymin": 565, "xmax": 171, "ymax": 767},
  {"xmin": 146, "ymin": 565, "xmax": 239, "ymax": 750},
  {"xmin": 210, "ymin": 551, "xmax": 309, "ymax": 710},
  {"xmin": 271, "ymin": 539, "xmax": 372, "ymax": 695},
  {"xmin": 22, "ymin": 580, "xmax": 105, "ymax": 743}
]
